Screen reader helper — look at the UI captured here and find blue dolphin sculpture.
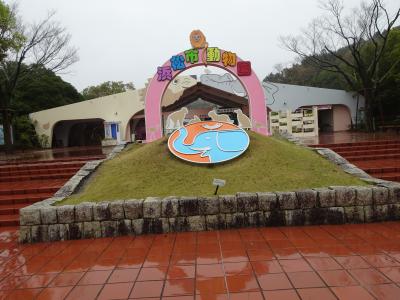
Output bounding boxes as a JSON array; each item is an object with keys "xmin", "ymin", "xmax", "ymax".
[{"xmin": 172, "ymin": 127, "xmax": 249, "ymax": 163}]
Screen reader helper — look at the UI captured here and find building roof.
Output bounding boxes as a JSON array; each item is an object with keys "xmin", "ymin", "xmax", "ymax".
[{"xmin": 163, "ymin": 82, "xmax": 248, "ymax": 112}]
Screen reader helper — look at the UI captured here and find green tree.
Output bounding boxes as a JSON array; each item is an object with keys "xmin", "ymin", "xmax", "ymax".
[
  {"xmin": 12, "ymin": 65, "xmax": 82, "ymax": 114},
  {"xmin": 12, "ymin": 115, "xmax": 39, "ymax": 148},
  {"xmin": 0, "ymin": 2, "xmax": 23, "ymax": 61},
  {"xmin": 374, "ymin": 28, "xmax": 400, "ymax": 123},
  {"xmin": 280, "ymin": 0, "xmax": 400, "ymax": 130},
  {"xmin": 0, "ymin": 4, "xmax": 78, "ymax": 151},
  {"xmin": 82, "ymin": 81, "xmax": 135, "ymax": 100}
]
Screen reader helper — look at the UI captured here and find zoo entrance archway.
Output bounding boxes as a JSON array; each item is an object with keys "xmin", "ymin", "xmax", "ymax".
[{"xmin": 144, "ymin": 45, "xmax": 269, "ymax": 142}]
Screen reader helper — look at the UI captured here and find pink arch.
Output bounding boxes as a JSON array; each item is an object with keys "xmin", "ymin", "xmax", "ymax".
[{"xmin": 145, "ymin": 48, "xmax": 269, "ymax": 142}]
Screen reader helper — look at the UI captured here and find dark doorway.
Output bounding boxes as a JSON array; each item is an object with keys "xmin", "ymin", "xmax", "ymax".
[
  {"xmin": 130, "ymin": 118, "xmax": 146, "ymax": 141},
  {"xmin": 52, "ymin": 119, "xmax": 105, "ymax": 147},
  {"xmin": 318, "ymin": 109, "xmax": 333, "ymax": 132}
]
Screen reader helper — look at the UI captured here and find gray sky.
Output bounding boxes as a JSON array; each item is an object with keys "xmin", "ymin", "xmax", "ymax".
[{"xmin": 11, "ymin": 0, "xmax": 400, "ymax": 91}]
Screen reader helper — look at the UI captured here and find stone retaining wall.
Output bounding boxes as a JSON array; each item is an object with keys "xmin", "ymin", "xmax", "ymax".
[
  {"xmin": 18, "ymin": 138, "xmax": 400, "ymax": 243},
  {"xmin": 19, "ymin": 185, "xmax": 400, "ymax": 243}
]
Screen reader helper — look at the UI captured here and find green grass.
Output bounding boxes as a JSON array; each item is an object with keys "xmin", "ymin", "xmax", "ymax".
[{"xmin": 60, "ymin": 132, "xmax": 367, "ymax": 204}]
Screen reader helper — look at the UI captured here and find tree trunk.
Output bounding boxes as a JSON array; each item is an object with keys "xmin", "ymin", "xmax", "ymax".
[
  {"xmin": 377, "ymin": 98, "xmax": 385, "ymax": 125},
  {"xmin": 1, "ymin": 109, "xmax": 13, "ymax": 152},
  {"xmin": 363, "ymin": 89, "xmax": 374, "ymax": 132}
]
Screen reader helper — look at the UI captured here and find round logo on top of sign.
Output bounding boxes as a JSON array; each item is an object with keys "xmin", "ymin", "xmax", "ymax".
[{"xmin": 168, "ymin": 121, "xmax": 250, "ymax": 164}]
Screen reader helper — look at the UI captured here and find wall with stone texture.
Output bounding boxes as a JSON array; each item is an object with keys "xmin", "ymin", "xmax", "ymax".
[{"xmin": 19, "ymin": 185, "xmax": 400, "ymax": 243}]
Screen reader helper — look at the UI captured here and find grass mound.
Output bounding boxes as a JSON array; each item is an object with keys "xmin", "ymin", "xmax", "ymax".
[{"xmin": 62, "ymin": 132, "xmax": 366, "ymax": 204}]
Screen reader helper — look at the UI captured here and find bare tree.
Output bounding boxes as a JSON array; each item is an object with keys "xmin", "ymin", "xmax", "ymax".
[
  {"xmin": 280, "ymin": 0, "xmax": 400, "ymax": 130},
  {"xmin": 0, "ymin": 6, "xmax": 78, "ymax": 150}
]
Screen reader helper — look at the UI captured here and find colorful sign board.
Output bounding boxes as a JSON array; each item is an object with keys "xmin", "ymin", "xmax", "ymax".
[
  {"xmin": 157, "ymin": 48, "xmax": 251, "ymax": 82},
  {"xmin": 144, "ymin": 30, "xmax": 269, "ymax": 142},
  {"xmin": 168, "ymin": 121, "xmax": 250, "ymax": 164}
]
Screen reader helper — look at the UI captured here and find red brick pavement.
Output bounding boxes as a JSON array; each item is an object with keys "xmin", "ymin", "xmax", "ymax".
[{"xmin": 1, "ymin": 222, "xmax": 400, "ymax": 299}]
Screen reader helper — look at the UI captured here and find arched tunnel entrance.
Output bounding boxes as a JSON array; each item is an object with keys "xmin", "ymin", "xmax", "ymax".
[{"xmin": 52, "ymin": 118, "xmax": 105, "ymax": 148}]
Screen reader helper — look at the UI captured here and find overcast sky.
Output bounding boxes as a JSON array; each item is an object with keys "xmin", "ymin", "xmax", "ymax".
[{"xmin": 10, "ymin": 0, "xmax": 400, "ymax": 91}]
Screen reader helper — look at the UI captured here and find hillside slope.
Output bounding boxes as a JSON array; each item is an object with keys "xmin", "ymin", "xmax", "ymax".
[{"xmin": 62, "ymin": 132, "xmax": 366, "ymax": 204}]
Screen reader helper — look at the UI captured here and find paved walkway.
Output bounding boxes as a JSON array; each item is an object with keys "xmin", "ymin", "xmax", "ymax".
[{"xmin": 1, "ymin": 222, "xmax": 400, "ymax": 299}]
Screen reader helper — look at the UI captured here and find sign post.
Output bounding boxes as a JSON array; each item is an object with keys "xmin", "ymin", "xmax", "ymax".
[{"xmin": 213, "ymin": 178, "xmax": 226, "ymax": 195}]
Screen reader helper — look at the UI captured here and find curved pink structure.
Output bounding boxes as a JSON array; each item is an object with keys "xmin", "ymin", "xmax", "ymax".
[{"xmin": 145, "ymin": 48, "xmax": 269, "ymax": 142}]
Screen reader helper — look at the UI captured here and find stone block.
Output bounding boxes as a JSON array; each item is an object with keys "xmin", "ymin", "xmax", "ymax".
[
  {"xmin": 344, "ymin": 206, "xmax": 364, "ymax": 223},
  {"xmin": 19, "ymin": 226, "xmax": 31, "ymax": 243},
  {"xmin": 101, "ymin": 221, "xmax": 118, "ymax": 237},
  {"xmin": 68, "ymin": 223, "xmax": 83, "ymax": 240},
  {"xmin": 54, "ymin": 185, "xmax": 74, "ymax": 198},
  {"xmin": 124, "ymin": 199, "xmax": 144, "ymax": 219},
  {"xmin": 325, "ymin": 207, "xmax": 345, "ymax": 224},
  {"xmin": 219, "ymin": 195, "xmax": 237, "ymax": 213},
  {"xmin": 314, "ymin": 188, "xmax": 335, "ymax": 208},
  {"xmin": 284, "ymin": 209, "xmax": 305, "ymax": 226},
  {"xmin": 20, "ymin": 207, "xmax": 41, "ymax": 225},
  {"xmin": 387, "ymin": 204, "xmax": 400, "ymax": 220},
  {"xmin": 364, "ymin": 206, "xmax": 374, "ymax": 223},
  {"xmin": 40, "ymin": 206, "xmax": 58, "ymax": 224},
  {"xmin": 257, "ymin": 192, "xmax": 278, "ymax": 211},
  {"xmin": 160, "ymin": 218, "xmax": 170, "ymax": 233},
  {"xmin": 143, "ymin": 218, "xmax": 164, "ymax": 234},
  {"xmin": 198, "ymin": 196, "xmax": 219, "ymax": 215},
  {"xmin": 59, "ymin": 224, "xmax": 69, "ymax": 241},
  {"xmin": 265, "ymin": 209, "xmax": 285, "ymax": 226},
  {"xmin": 372, "ymin": 187, "xmax": 389, "ymax": 205},
  {"xmin": 304, "ymin": 208, "xmax": 326, "ymax": 225},
  {"xmin": 247, "ymin": 211, "xmax": 264, "ymax": 226},
  {"xmin": 206, "ymin": 215, "xmax": 225, "ymax": 230},
  {"xmin": 354, "ymin": 186, "xmax": 373, "ymax": 206},
  {"xmin": 330, "ymin": 186, "xmax": 356, "ymax": 207},
  {"xmin": 374, "ymin": 204, "xmax": 389, "ymax": 221},
  {"xmin": 132, "ymin": 219, "xmax": 144, "ymax": 235},
  {"xmin": 179, "ymin": 197, "xmax": 199, "ymax": 216},
  {"xmin": 170, "ymin": 217, "xmax": 189, "ymax": 232},
  {"xmin": 117, "ymin": 219, "xmax": 133, "ymax": 236},
  {"xmin": 109, "ymin": 200, "xmax": 125, "ymax": 220},
  {"xmin": 319, "ymin": 148, "xmax": 348, "ymax": 165},
  {"xmin": 236, "ymin": 192, "xmax": 258, "ymax": 212},
  {"xmin": 387, "ymin": 185, "xmax": 400, "ymax": 204},
  {"xmin": 296, "ymin": 189, "xmax": 317, "ymax": 209},
  {"xmin": 31, "ymin": 225, "xmax": 49, "ymax": 243},
  {"xmin": 75, "ymin": 202, "xmax": 93, "ymax": 222},
  {"xmin": 93, "ymin": 202, "xmax": 111, "ymax": 221},
  {"xmin": 48, "ymin": 224, "xmax": 61, "ymax": 241},
  {"xmin": 226, "ymin": 213, "xmax": 248, "ymax": 228},
  {"xmin": 364, "ymin": 204, "xmax": 389, "ymax": 222},
  {"xmin": 143, "ymin": 197, "xmax": 162, "ymax": 218},
  {"xmin": 277, "ymin": 192, "xmax": 297, "ymax": 210},
  {"xmin": 57, "ymin": 205, "xmax": 75, "ymax": 223},
  {"xmin": 187, "ymin": 216, "xmax": 206, "ymax": 231},
  {"xmin": 83, "ymin": 221, "xmax": 101, "ymax": 239},
  {"xmin": 161, "ymin": 196, "xmax": 179, "ymax": 217}
]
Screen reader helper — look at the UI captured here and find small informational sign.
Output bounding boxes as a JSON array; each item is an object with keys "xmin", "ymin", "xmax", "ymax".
[{"xmin": 213, "ymin": 179, "xmax": 226, "ymax": 187}]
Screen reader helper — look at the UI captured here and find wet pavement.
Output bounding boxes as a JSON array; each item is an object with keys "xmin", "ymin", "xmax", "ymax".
[{"xmin": 1, "ymin": 222, "xmax": 400, "ymax": 299}]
